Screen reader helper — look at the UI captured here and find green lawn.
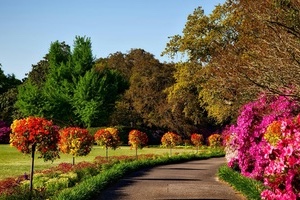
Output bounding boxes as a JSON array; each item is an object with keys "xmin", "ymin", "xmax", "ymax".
[{"xmin": 0, "ymin": 144, "xmax": 196, "ymax": 180}]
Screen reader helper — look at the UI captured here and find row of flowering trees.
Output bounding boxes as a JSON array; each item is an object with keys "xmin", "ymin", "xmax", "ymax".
[
  {"xmin": 9, "ymin": 116, "xmax": 222, "ymax": 193},
  {"xmin": 222, "ymin": 93, "xmax": 300, "ymax": 199}
]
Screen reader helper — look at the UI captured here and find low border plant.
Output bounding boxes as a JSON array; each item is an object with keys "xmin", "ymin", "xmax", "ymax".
[{"xmin": 218, "ymin": 165, "xmax": 264, "ymax": 200}]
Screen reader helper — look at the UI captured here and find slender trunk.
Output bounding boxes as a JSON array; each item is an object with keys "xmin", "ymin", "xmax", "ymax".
[
  {"xmin": 135, "ymin": 147, "xmax": 138, "ymax": 159},
  {"xmin": 30, "ymin": 143, "xmax": 36, "ymax": 199},
  {"xmin": 106, "ymin": 147, "xmax": 108, "ymax": 160},
  {"xmin": 72, "ymin": 157, "xmax": 75, "ymax": 165}
]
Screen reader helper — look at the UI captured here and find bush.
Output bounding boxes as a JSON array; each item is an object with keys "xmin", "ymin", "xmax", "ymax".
[{"xmin": 0, "ymin": 121, "xmax": 10, "ymax": 144}]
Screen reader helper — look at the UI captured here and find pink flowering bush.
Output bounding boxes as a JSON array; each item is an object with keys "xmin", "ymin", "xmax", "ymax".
[
  {"xmin": 222, "ymin": 92, "xmax": 300, "ymax": 199},
  {"xmin": 260, "ymin": 116, "xmax": 300, "ymax": 199},
  {"xmin": 224, "ymin": 93, "xmax": 299, "ymax": 180}
]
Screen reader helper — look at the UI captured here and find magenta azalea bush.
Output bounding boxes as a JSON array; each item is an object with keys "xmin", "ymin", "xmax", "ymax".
[
  {"xmin": 0, "ymin": 121, "xmax": 11, "ymax": 144},
  {"xmin": 224, "ymin": 94, "xmax": 299, "ymax": 180},
  {"xmin": 222, "ymin": 93, "xmax": 300, "ymax": 199},
  {"xmin": 261, "ymin": 116, "xmax": 300, "ymax": 199}
]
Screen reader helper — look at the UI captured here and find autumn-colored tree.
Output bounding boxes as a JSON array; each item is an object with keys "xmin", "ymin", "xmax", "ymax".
[
  {"xmin": 94, "ymin": 127, "xmax": 120, "ymax": 159},
  {"xmin": 190, "ymin": 133, "xmax": 204, "ymax": 153},
  {"xmin": 128, "ymin": 129, "xmax": 148, "ymax": 158},
  {"xmin": 10, "ymin": 117, "xmax": 60, "ymax": 192},
  {"xmin": 161, "ymin": 131, "xmax": 182, "ymax": 155},
  {"xmin": 207, "ymin": 133, "xmax": 222, "ymax": 147},
  {"xmin": 163, "ymin": 1, "xmax": 300, "ymax": 125},
  {"xmin": 162, "ymin": 4, "xmax": 237, "ymax": 125},
  {"xmin": 58, "ymin": 127, "xmax": 94, "ymax": 165}
]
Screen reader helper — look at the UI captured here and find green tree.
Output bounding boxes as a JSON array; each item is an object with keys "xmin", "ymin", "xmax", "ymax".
[
  {"xmin": 16, "ymin": 36, "xmax": 127, "ymax": 127},
  {"xmin": 73, "ymin": 68, "xmax": 128, "ymax": 127}
]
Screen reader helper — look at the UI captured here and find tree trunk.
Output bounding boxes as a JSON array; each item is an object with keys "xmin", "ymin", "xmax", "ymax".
[
  {"xmin": 106, "ymin": 147, "xmax": 108, "ymax": 160},
  {"xmin": 135, "ymin": 147, "xmax": 138, "ymax": 159},
  {"xmin": 30, "ymin": 143, "xmax": 36, "ymax": 199}
]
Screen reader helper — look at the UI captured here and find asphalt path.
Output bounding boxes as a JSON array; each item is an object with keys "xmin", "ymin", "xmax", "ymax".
[{"xmin": 96, "ymin": 157, "xmax": 246, "ymax": 200}]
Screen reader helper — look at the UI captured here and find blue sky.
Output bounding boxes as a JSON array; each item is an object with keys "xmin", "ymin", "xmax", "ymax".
[{"xmin": 0, "ymin": 0, "xmax": 225, "ymax": 79}]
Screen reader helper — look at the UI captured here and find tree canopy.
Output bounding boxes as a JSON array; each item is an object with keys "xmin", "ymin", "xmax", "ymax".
[
  {"xmin": 163, "ymin": 0, "xmax": 300, "ymax": 124},
  {"xmin": 16, "ymin": 36, "xmax": 128, "ymax": 127}
]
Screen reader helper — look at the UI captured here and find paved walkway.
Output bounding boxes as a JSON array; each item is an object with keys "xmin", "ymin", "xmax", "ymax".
[{"xmin": 96, "ymin": 157, "xmax": 246, "ymax": 200}]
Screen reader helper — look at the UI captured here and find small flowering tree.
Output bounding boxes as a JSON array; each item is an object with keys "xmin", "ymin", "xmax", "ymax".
[
  {"xmin": 190, "ymin": 133, "xmax": 204, "ymax": 153},
  {"xmin": 128, "ymin": 129, "xmax": 148, "ymax": 159},
  {"xmin": 58, "ymin": 127, "xmax": 94, "ymax": 165},
  {"xmin": 94, "ymin": 127, "xmax": 120, "ymax": 159},
  {"xmin": 207, "ymin": 133, "xmax": 222, "ymax": 147},
  {"xmin": 10, "ymin": 117, "xmax": 60, "ymax": 192},
  {"xmin": 161, "ymin": 131, "xmax": 182, "ymax": 156},
  {"xmin": 0, "ymin": 121, "xmax": 11, "ymax": 144}
]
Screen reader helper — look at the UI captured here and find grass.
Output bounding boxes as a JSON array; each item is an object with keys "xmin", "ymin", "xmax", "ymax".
[
  {"xmin": 218, "ymin": 165, "xmax": 265, "ymax": 200},
  {"xmin": 0, "ymin": 144, "xmax": 197, "ymax": 180}
]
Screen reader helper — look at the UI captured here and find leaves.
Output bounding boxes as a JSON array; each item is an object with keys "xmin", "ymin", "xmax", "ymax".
[
  {"xmin": 94, "ymin": 128, "xmax": 121, "ymax": 150},
  {"xmin": 10, "ymin": 117, "xmax": 60, "ymax": 162},
  {"xmin": 161, "ymin": 132, "xmax": 182, "ymax": 148},
  {"xmin": 128, "ymin": 130, "xmax": 148, "ymax": 150},
  {"xmin": 58, "ymin": 127, "xmax": 94, "ymax": 157}
]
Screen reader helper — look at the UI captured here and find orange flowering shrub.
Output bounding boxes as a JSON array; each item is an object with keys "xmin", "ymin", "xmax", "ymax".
[
  {"xmin": 94, "ymin": 127, "xmax": 120, "ymax": 150},
  {"xmin": 161, "ymin": 131, "xmax": 182, "ymax": 148},
  {"xmin": 58, "ymin": 127, "xmax": 94, "ymax": 157},
  {"xmin": 128, "ymin": 129, "xmax": 148, "ymax": 150},
  {"xmin": 190, "ymin": 133, "xmax": 204, "ymax": 147},
  {"xmin": 10, "ymin": 117, "xmax": 60, "ymax": 161},
  {"xmin": 208, "ymin": 133, "xmax": 222, "ymax": 147}
]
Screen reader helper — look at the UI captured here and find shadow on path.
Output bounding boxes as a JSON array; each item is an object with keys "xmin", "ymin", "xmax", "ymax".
[{"xmin": 95, "ymin": 157, "xmax": 245, "ymax": 200}]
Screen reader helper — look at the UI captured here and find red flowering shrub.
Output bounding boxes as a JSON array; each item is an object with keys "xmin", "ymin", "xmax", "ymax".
[
  {"xmin": 10, "ymin": 117, "xmax": 60, "ymax": 161},
  {"xmin": 128, "ymin": 129, "xmax": 148, "ymax": 150},
  {"xmin": 190, "ymin": 133, "xmax": 204, "ymax": 147},
  {"xmin": 207, "ymin": 133, "xmax": 222, "ymax": 147},
  {"xmin": 58, "ymin": 127, "xmax": 94, "ymax": 157}
]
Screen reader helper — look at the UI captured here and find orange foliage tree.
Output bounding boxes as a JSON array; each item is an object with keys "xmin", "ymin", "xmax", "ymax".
[
  {"xmin": 94, "ymin": 127, "xmax": 120, "ymax": 159},
  {"xmin": 10, "ymin": 116, "xmax": 60, "ymax": 192},
  {"xmin": 208, "ymin": 133, "xmax": 222, "ymax": 147},
  {"xmin": 58, "ymin": 127, "xmax": 94, "ymax": 165},
  {"xmin": 128, "ymin": 129, "xmax": 148, "ymax": 158},
  {"xmin": 161, "ymin": 131, "xmax": 182, "ymax": 155}
]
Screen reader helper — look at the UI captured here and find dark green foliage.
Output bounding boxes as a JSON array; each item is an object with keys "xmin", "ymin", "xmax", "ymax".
[
  {"xmin": 218, "ymin": 165, "xmax": 264, "ymax": 200},
  {"xmin": 0, "ymin": 66, "xmax": 22, "ymax": 124},
  {"xmin": 0, "ymin": 88, "xmax": 20, "ymax": 124},
  {"xmin": 0, "ymin": 67, "xmax": 22, "ymax": 95}
]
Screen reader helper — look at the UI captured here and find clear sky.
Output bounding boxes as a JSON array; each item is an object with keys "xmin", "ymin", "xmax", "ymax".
[{"xmin": 0, "ymin": 0, "xmax": 225, "ymax": 79}]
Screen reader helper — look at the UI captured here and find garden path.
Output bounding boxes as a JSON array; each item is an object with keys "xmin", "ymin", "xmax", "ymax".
[{"xmin": 96, "ymin": 157, "xmax": 246, "ymax": 200}]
